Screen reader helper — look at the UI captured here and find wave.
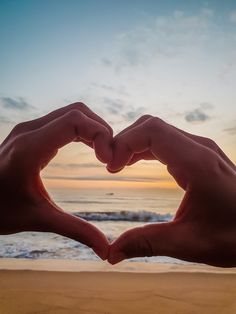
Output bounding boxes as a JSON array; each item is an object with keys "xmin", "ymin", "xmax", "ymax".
[{"xmin": 73, "ymin": 210, "xmax": 173, "ymax": 222}]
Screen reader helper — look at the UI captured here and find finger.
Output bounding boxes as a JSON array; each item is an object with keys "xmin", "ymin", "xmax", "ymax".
[
  {"xmin": 108, "ymin": 115, "xmax": 154, "ymax": 168},
  {"xmin": 108, "ymin": 117, "xmax": 213, "ymax": 186},
  {"xmin": 108, "ymin": 222, "xmax": 180, "ymax": 264},
  {"xmin": 31, "ymin": 109, "xmax": 113, "ymax": 165},
  {"xmin": 37, "ymin": 204, "xmax": 109, "ymax": 260},
  {"xmin": 118, "ymin": 115, "xmax": 161, "ymax": 166},
  {"xmin": 111, "ymin": 112, "xmax": 234, "ymax": 172},
  {"xmin": 172, "ymin": 126, "xmax": 236, "ymax": 172},
  {"xmin": 118, "ymin": 115, "xmax": 152, "ymax": 137},
  {"xmin": 5, "ymin": 102, "xmax": 113, "ymax": 143},
  {"xmin": 127, "ymin": 151, "xmax": 155, "ymax": 165},
  {"xmin": 127, "ymin": 125, "xmax": 235, "ymax": 170},
  {"xmin": 120, "ymin": 116, "xmax": 234, "ymax": 171}
]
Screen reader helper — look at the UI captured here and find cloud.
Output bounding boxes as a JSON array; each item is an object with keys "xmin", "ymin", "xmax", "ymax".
[
  {"xmin": 219, "ymin": 56, "xmax": 236, "ymax": 80},
  {"xmin": 184, "ymin": 102, "xmax": 214, "ymax": 123},
  {"xmin": 101, "ymin": 9, "xmax": 215, "ymax": 71},
  {"xmin": 91, "ymin": 83, "xmax": 129, "ymax": 96},
  {"xmin": 185, "ymin": 108, "xmax": 210, "ymax": 123},
  {"xmin": 123, "ymin": 106, "xmax": 146, "ymax": 121},
  {"xmin": 199, "ymin": 102, "xmax": 214, "ymax": 110},
  {"xmin": 0, "ymin": 97, "xmax": 33, "ymax": 110},
  {"xmin": 223, "ymin": 126, "xmax": 236, "ymax": 135},
  {"xmin": 0, "ymin": 115, "xmax": 11, "ymax": 123},
  {"xmin": 101, "ymin": 58, "xmax": 113, "ymax": 67},
  {"xmin": 201, "ymin": 8, "xmax": 214, "ymax": 17},
  {"xmin": 103, "ymin": 97, "xmax": 146, "ymax": 122},
  {"xmin": 43, "ymin": 175, "xmax": 167, "ymax": 183},
  {"xmin": 103, "ymin": 97, "xmax": 124, "ymax": 115},
  {"xmin": 229, "ymin": 11, "xmax": 236, "ymax": 23},
  {"xmin": 49, "ymin": 162, "xmax": 104, "ymax": 169}
]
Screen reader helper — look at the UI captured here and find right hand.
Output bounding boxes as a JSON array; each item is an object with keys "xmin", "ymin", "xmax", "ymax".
[{"xmin": 108, "ymin": 115, "xmax": 236, "ymax": 267}]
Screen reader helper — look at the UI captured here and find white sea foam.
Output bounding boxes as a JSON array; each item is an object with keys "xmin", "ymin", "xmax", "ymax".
[{"xmin": 74, "ymin": 210, "xmax": 173, "ymax": 222}]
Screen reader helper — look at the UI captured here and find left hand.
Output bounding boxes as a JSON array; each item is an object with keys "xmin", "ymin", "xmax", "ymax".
[{"xmin": 0, "ymin": 103, "xmax": 113, "ymax": 260}]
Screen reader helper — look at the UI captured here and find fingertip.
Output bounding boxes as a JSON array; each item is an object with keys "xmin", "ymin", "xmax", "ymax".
[
  {"xmin": 108, "ymin": 240, "xmax": 127, "ymax": 264},
  {"xmin": 92, "ymin": 232, "xmax": 110, "ymax": 261},
  {"xmin": 47, "ymin": 209, "xmax": 110, "ymax": 261},
  {"xmin": 95, "ymin": 148, "xmax": 113, "ymax": 164},
  {"xmin": 106, "ymin": 164, "xmax": 124, "ymax": 173},
  {"xmin": 94, "ymin": 133, "xmax": 113, "ymax": 164},
  {"xmin": 94, "ymin": 245, "xmax": 109, "ymax": 261},
  {"xmin": 107, "ymin": 139, "xmax": 133, "ymax": 174},
  {"xmin": 108, "ymin": 250, "xmax": 126, "ymax": 265}
]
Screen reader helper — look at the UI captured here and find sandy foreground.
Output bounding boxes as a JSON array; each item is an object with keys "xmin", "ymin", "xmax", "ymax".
[{"xmin": 0, "ymin": 259, "xmax": 236, "ymax": 314}]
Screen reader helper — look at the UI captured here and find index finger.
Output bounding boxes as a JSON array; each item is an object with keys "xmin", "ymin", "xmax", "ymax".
[
  {"xmin": 29, "ymin": 109, "xmax": 113, "ymax": 167},
  {"xmin": 108, "ymin": 117, "xmax": 217, "ymax": 188},
  {"xmin": 5, "ymin": 103, "xmax": 113, "ymax": 143}
]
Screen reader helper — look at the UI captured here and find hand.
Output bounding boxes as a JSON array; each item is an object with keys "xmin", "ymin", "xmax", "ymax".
[
  {"xmin": 107, "ymin": 115, "xmax": 236, "ymax": 267},
  {"xmin": 0, "ymin": 103, "xmax": 113, "ymax": 260}
]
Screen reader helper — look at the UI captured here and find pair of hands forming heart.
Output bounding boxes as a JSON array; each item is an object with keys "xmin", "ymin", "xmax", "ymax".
[{"xmin": 0, "ymin": 103, "xmax": 236, "ymax": 267}]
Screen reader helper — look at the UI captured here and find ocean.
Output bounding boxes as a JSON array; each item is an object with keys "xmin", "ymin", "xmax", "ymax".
[{"xmin": 0, "ymin": 188, "xmax": 190, "ymax": 264}]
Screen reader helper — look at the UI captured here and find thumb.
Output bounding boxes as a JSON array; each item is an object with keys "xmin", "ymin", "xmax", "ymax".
[
  {"xmin": 108, "ymin": 222, "xmax": 182, "ymax": 264},
  {"xmin": 35, "ymin": 204, "xmax": 109, "ymax": 260}
]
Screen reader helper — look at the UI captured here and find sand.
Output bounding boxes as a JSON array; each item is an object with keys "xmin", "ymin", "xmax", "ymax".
[{"xmin": 0, "ymin": 259, "xmax": 236, "ymax": 314}]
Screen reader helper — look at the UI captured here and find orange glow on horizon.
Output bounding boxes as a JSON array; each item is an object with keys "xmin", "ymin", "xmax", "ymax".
[
  {"xmin": 43, "ymin": 178, "xmax": 179, "ymax": 190},
  {"xmin": 40, "ymin": 143, "xmax": 182, "ymax": 191}
]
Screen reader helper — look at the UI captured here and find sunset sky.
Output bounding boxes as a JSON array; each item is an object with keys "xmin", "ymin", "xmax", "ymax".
[{"xmin": 0, "ymin": 0, "xmax": 236, "ymax": 190}]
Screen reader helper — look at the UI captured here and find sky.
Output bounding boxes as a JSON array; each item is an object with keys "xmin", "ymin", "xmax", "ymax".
[{"xmin": 0, "ymin": 0, "xmax": 236, "ymax": 191}]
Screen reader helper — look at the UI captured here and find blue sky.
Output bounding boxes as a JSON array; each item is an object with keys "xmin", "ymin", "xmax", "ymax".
[{"xmin": 0, "ymin": 0, "xmax": 236, "ymax": 188}]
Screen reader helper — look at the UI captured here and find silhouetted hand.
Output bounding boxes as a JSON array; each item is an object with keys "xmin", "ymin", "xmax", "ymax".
[
  {"xmin": 0, "ymin": 103, "xmax": 113, "ymax": 260},
  {"xmin": 108, "ymin": 115, "xmax": 236, "ymax": 267}
]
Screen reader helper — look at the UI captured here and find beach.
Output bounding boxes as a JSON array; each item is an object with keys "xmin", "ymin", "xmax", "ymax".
[{"xmin": 0, "ymin": 259, "xmax": 236, "ymax": 314}]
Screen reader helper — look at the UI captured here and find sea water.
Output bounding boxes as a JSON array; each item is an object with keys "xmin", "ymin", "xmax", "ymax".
[{"xmin": 0, "ymin": 188, "xmax": 191, "ymax": 264}]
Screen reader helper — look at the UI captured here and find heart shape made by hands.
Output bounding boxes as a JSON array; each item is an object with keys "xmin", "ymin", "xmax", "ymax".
[{"xmin": 0, "ymin": 103, "xmax": 235, "ymax": 267}]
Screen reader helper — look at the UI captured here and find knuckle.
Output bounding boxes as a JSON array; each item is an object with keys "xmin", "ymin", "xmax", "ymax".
[
  {"xmin": 138, "ymin": 114, "xmax": 153, "ymax": 122},
  {"xmin": 66, "ymin": 109, "xmax": 83, "ymax": 124},
  {"xmin": 69, "ymin": 102, "xmax": 88, "ymax": 112},
  {"xmin": 145, "ymin": 116, "xmax": 163, "ymax": 132},
  {"xmin": 7, "ymin": 134, "xmax": 30, "ymax": 161},
  {"xmin": 65, "ymin": 109, "xmax": 93, "ymax": 137},
  {"xmin": 14, "ymin": 133, "xmax": 30, "ymax": 150},
  {"xmin": 142, "ymin": 114, "xmax": 153, "ymax": 119},
  {"xmin": 198, "ymin": 145, "xmax": 219, "ymax": 163},
  {"xmin": 113, "ymin": 135, "xmax": 128, "ymax": 149},
  {"xmin": 107, "ymin": 125, "xmax": 113, "ymax": 137},
  {"xmin": 197, "ymin": 136, "xmax": 223, "ymax": 157},
  {"xmin": 203, "ymin": 137, "xmax": 219, "ymax": 152},
  {"xmin": 139, "ymin": 234, "xmax": 154, "ymax": 256},
  {"xmin": 192, "ymin": 146, "xmax": 223, "ymax": 181},
  {"xmin": 10, "ymin": 122, "xmax": 28, "ymax": 136},
  {"xmin": 123, "ymin": 226, "xmax": 154, "ymax": 257},
  {"xmin": 97, "ymin": 125, "xmax": 111, "ymax": 138}
]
